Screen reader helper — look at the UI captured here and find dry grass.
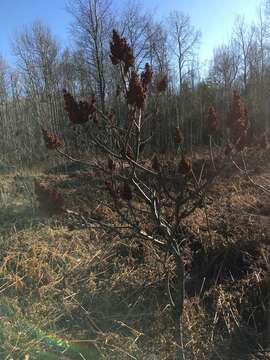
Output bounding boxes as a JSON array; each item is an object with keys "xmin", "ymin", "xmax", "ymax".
[{"xmin": 0, "ymin": 148, "xmax": 269, "ymax": 359}]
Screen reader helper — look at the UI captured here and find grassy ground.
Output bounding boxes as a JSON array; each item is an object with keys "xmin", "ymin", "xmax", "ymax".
[{"xmin": 0, "ymin": 149, "xmax": 269, "ymax": 359}]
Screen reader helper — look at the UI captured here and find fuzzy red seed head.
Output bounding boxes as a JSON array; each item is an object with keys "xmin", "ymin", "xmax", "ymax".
[
  {"xmin": 63, "ymin": 90, "xmax": 96, "ymax": 124},
  {"xmin": 227, "ymin": 90, "xmax": 249, "ymax": 144},
  {"xmin": 34, "ymin": 180, "xmax": 65, "ymax": 215},
  {"xmin": 42, "ymin": 128, "xmax": 62, "ymax": 150},
  {"xmin": 110, "ymin": 29, "xmax": 135, "ymax": 74},
  {"xmin": 178, "ymin": 155, "xmax": 192, "ymax": 175},
  {"xmin": 127, "ymin": 71, "xmax": 146, "ymax": 109}
]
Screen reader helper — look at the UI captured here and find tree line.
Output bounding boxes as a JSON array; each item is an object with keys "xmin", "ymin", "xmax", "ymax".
[{"xmin": 0, "ymin": 0, "xmax": 269, "ymax": 166}]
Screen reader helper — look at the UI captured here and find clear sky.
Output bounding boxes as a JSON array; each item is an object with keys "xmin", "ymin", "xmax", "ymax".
[{"xmin": 0, "ymin": 0, "xmax": 261, "ymax": 66}]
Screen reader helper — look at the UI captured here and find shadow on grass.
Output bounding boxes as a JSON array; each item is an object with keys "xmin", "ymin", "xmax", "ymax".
[
  {"xmin": 0, "ymin": 204, "xmax": 42, "ymax": 237},
  {"xmin": 52, "ymin": 258, "xmax": 171, "ymax": 358},
  {"xmin": 0, "ymin": 296, "xmax": 101, "ymax": 360},
  {"xmin": 0, "ymin": 264, "xmax": 167, "ymax": 359}
]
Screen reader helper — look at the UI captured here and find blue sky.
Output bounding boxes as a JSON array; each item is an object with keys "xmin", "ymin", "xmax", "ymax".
[{"xmin": 0, "ymin": 0, "xmax": 261, "ymax": 65}]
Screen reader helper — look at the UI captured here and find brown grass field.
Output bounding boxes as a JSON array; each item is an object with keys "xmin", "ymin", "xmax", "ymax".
[{"xmin": 0, "ymin": 148, "xmax": 269, "ymax": 359}]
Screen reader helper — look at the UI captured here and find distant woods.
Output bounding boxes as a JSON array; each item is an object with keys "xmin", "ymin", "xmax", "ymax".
[{"xmin": 0, "ymin": 0, "xmax": 269, "ymax": 166}]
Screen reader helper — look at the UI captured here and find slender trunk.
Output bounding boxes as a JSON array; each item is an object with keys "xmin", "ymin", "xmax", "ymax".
[{"xmin": 172, "ymin": 252, "xmax": 185, "ymax": 360}]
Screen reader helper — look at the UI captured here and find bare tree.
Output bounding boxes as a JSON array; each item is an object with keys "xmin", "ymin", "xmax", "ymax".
[
  {"xmin": 255, "ymin": 2, "xmax": 270, "ymax": 81},
  {"xmin": 253, "ymin": 1, "xmax": 270, "ymax": 132},
  {"xmin": 12, "ymin": 21, "xmax": 60, "ymax": 96},
  {"xmin": 208, "ymin": 43, "xmax": 240, "ymax": 105},
  {"xmin": 12, "ymin": 21, "xmax": 62, "ymax": 136},
  {"xmin": 232, "ymin": 15, "xmax": 255, "ymax": 94},
  {"xmin": 167, "ymin": 11, "xmax": 201, "ymax": 127},
  {"xmin": 147, "ymin": 22, "xmax": 170, "ymax": 73},
  {"xmin": 8, "ymin": 22, "xmax": 71, "ymax": 165},
  {"xmin": 167, "ymin": 11, "xmax": 201, "ymax": 94},
  {"xmin": 0, "ymin": 55, "xmax": 8, "ymax": 103},
  {"xmin": 119, "ymin": 1, "xmax": 157, "ymax": 70},
  {"xmin": 67, "ymin": 0, "xmax": 113, "ymax": 111}
]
